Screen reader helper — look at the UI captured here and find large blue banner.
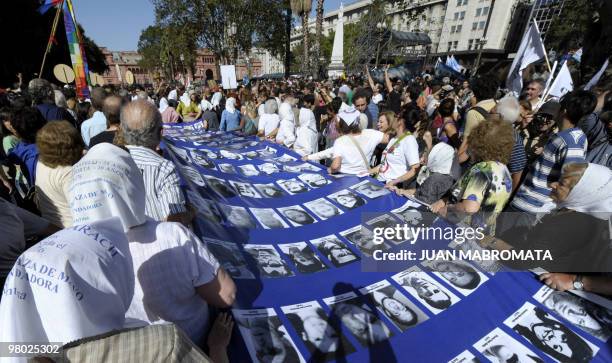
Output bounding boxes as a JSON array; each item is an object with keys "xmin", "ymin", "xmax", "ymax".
[{"xmin": 162, "ymin": 121, "xmax": 612, "ymax": 363}]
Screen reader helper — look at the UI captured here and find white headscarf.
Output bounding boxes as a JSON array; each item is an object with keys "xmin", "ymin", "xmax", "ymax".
[
  {"xmin": 0, "ymin": 218, "xmax": 134, "ymax": 346},
  {"xmin": 200, "ymin": 99, "xmax": 213, "ymax": 111},
  {"xmin": 211, "ymin": 92, "xmax": 222, "ymax": 108},
  {"xmin": 558, "ymin": 163, "xmax": 612, "ymax": 220},
  {"xmin": 70, "ymin": 143, "xmax": 146, "ymax": 232},
  {"xmin": 338, "ymin": 106, "xmax": 360, "ymax": 127},
  {"xmin": 279, "ymin": 102, "xmax": 294, "ymax": 122},
  {"xmin": 225, "ymin": 97, "xmax": 237, "ymax": 114},
  {"xmin": 417, "ymin": 143, "xmax": 455, "ymax": 185}
]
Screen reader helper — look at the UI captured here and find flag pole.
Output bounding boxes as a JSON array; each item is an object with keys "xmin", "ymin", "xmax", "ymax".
[
  {"xmin": 39, "ymin": 1, "xmax": 64, "ymax": 78},
  {"xmin": 533, "ymin": 20, "xmax": 551, "ymax": 72}
]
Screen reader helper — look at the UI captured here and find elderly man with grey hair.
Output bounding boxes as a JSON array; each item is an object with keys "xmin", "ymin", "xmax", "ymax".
[
  {"xmin": 491, "ymin": 96, "xmax": 528, "ymax": 191},
  {"xmin": 121, "ymin": 100, "xmax": 193, "ymax": 225},
  {"xmin": 28, "ymin": 78, "xmax": 76, "ymax": 125}
]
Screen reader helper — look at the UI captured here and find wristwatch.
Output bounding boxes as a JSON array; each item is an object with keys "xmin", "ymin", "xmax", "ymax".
[{"xmin": 573, "ymin": 275, "xmax": 584, "ymax": 291}]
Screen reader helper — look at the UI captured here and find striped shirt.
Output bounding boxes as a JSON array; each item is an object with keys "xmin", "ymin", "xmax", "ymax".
[
  {"xmin": 126, "ymin": 145, "xmax": 187, "ymax": 221},
  {"xmin": 508, "ymin": 129, "xmax": 527, "ymax": 174},
  {"xmin": 512, "ymin": 128, "xmax": 587, "ymax": 213}
]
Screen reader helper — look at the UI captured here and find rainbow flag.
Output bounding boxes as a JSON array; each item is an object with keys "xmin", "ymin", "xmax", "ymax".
[
  {"xmin": 62, "ymin": 0, "xmax": 90, "ymax": 99},
  {"xmin": 38, "ymin": 0, "xmax": 62, "ymax": 14}
]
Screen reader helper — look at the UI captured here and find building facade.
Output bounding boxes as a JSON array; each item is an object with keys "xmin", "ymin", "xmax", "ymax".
[
  {"xmin": 100, "ymin": 48, "xmax": 153, "ymax": 85},
  {"xmin": 529, "ymin": 0, "xmax": 565, "ymax": 41},
  {"xmin": 291, "ymin": 0, "xmax": 448, "ymax": 59}
]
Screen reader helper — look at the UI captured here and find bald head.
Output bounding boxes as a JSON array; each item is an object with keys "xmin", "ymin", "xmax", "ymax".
[
  {"xmin": 120, "ymin": 100, "xmax": 162, "ymax": 149},
  {"xmin": 103, "ymin": 95, "xmax": 123, "ymax": 126}
]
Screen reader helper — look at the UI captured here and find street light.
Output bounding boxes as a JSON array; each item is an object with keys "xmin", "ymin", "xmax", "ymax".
[{"xmin": 229, "ymin": 22, "xmax": 238, "ymax": 64}]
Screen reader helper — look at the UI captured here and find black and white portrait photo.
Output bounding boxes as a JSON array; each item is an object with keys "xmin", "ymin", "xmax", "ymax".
[
  {"xmin": 203, "ymin": 150, "xmax": 219, "ymax": 159},
  {"xmin": 190, "ymin": 152, "xmax": 216, "ymax": 169},
  {"xmin": 244, "ymin": 245, "xmax": 294, "ymax": 278},
  {"xmin": 474, "ymin": 327, "xmax": 544, "ymax": 363},
  {"xmin": 423, "ymin": 260, "xmax": 488, "ymax": 296},
  {"xmin": 218, "ymin": 163, "xmax": 237, "ymax": 174},
  {"xmin": 281, "ymin": 302, "xmax": 355, "ymax": 362},
  {"xmin": 392, "ymin": 266, "xmax": 460, "ymax": 314},
  {"xmin": 275, "ymin": 153, "xmax": 297, "ymax": 163},
  {"xmin": 278, "ymin": 242, "xmax": 328, "ymax": 274},
  {"xmin": 365, "ymin": 214, "xmax": 406, "ymax": 244},
  {"xmin": 238, "ymin": 164, "xmax": 261, "ymax": 177},
  {"xmin": 533, "ymin": 285, "xmax": 612, "ymax": 341},
  {"xmin": 233, "ymin": 308, "xmax": 305, "ymax": 363},
  {"xmin": 257, "ymin": 147, "xmax": 278, "ymax": 158},
  {"xmin": 277, "ymin": 179, "xmax": 310, "ymax": 195},
  {"xmin": 219, "ymin": 205, "xmax": 257, "ymax": 229},
  {"xmin": 204, "ymin": 176, "xmax": 237, "ymax": 198},
  {"xmin": 229, "ymin": 181, "xmax": 262, "ymax": 198},
  {"xmin": 324, "ymin": 292, "xmax": 394, "ymax": 347},
  {"xmin": 250, "ymin": 208, "xmax": 290, "ymax": 229},
  {"xmin": 298, "ymin": 173, "xmax": 331, "ymax": 188},
  {"xmin": 340, "ymin": 226, "xmax": 388, "ymax": 256},
  {"xmin": 179, "ymin": 165, "xmax": 206, "ymax": 187},
  {"xmin": 361, "ymin": 280, "xmax": 429, "ymax": 332},
  {"xmin": 310, "ymin": 235, "xmax": 360, "ymax": 267},
  {"xmin": 504, "ymin": 302, "xmax": 598, "ymax": 363},
  {"xmin": 277, "ymin": 206, "xmax": 317, "ymax": 227},
  {"xmin": 258, "ymin": 162, "xmax": 281, "ymax": 175},
  {"xmin": 351, "ymin": 180, "xmax": 390, "ymax": 199},
  {"xmin": 244, "ymin": 150, "xmax": 259, "ymax": 159},
  {"xmin": 304, "ymin": 198, "xmax": 344, "ymax": 220},
  {"xmin": 254, "ymin": 183, "xmax": 286, "ymax": 198},
  {"xmin": 219, "ymin": 149, "xmax": 244, "ymax": 160},
  {"xmin": 205, "ymin": 238, "xmax": 255, "ymax": 279},
  {"xmin": 186, "ymin": 191, "xmax": 223, "ymax": 223},
  {"xmin": 327, "ymin": 190, "xmax": 366, "ymax": 210}
]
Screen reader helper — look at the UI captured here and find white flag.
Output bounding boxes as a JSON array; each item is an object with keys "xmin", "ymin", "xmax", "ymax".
[
  {"xmin": 506, "ymin": 21, "xmax": 547, "ymax": 94},
  {"xmin": 547, "ymin": 62, "xmax": 573, "ymax": 98},
  {"xmin": 584, "ymin": 58, "xmax": 609, "ymax": 91}
]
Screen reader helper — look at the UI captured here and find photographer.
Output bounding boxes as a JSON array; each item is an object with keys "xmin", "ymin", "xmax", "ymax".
[{"xmin": 521, "ymin": 101, "xmax": 560, "ymax": 164}]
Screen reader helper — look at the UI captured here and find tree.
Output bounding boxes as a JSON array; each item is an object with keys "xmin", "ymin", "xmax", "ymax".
[
  {"xmin": 314, "ymin": 0, "xmax": 325, "ymax": 78},
  {"xmin": 0, "ymin": 0, "xmax": 107, "ymax": 87},
  {"xmin": 152, "ymin": 0, "xmax": 289, "ymax": 80},
  {"xmin": 290, "ymin": 0, "xmax": 313, "ymax": 75}
]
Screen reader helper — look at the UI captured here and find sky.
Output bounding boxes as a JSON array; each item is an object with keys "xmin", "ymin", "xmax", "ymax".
[{"xmin": 74, "ymin": 0, "xmax": 345, "ymax": 51}]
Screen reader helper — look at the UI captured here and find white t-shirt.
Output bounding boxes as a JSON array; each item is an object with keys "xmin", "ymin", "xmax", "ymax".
[
  {"xmin": 378, "ymin": 134, "xmax": 420, "ymax": 182},
  {"xmin": 258, "ymin": 114, "xmax": 280, "ymax": 137},
  {"xmin": 35, "ymin": 163, "xmax": 73, "ymax": 228},
  {"xmin": 294, "ymin": 108, "xmax": 318, "ymax": 156},
  {"xmin": 125, "ymin": 220, "xmax": 220, "ymax": 342},
  {"xmin": 168, "ymin": 89, "xmax": 178, "ymax": 101},
  {"xmin": 276, "ymin": 119, "xmax": 296, "ymax": 147},
  {"xmin": 333, "ymin": 129, "xmax": 384, "ymax": 175}
]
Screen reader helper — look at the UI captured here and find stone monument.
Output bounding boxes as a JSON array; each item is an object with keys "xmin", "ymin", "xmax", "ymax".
[{"xmin": 328, "ymin": 3, "xmax": 345, "ymax": 79}]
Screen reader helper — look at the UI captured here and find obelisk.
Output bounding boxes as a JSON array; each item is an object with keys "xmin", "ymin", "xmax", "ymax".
[{"xmin": 328, "ymin": 3, "xmax": 344, "ymax": 79}]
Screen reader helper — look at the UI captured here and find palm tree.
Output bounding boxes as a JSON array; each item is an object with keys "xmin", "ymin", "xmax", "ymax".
[
  {"xmin": 290, "ymin": 0, "xmax": 312, "ymax": 75},
  {"xmin": 314, "ymin": 0, "xmax": 324, "ymax": 79}
]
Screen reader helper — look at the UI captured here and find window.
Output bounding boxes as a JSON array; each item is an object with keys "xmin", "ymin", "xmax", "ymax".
[
  {"xmin": 457, "ymin": 0, "xmax": 462, "ymax": 5},
  {"xmin": 460, "ymin": 11, "xmax": 465, "ymax": 20},
  {"xmin": 453, "ymin": 41, "xmax": 458, "ymax": 49},
  {"xmin": 447, "ymin": 42, "xmax": 453, "ymax": 51},
  {"xmin": 479, "ymin": 21, "xmax": 486, "ymax": 29},
  {"xmin": 451, "ymin": 25, "xmax": 456, "ymax": 33},
  {"xmin": 472, "ymin": 22, "xmax": 478, "ymax": 30},
  {"xmin": 482, "ymin": 6, "xmax": 489, "ymax": 15},
  {"xmin": 463, "ymin": 0, "xmax": 469, "ymax": 5},
  {"xmin": 468, "ymin": 39, "xmax": 474, "ymax": 50},
  {"xmin": 476, "ymin": 8, "xmax": 481, "ymax": 16},
  {"xmin": 456, "ymin": 24, "xmax": 462, "ymax": 33},
  {"xmin": 454, "ymin": 12, "xmax": 459, "ymax": 20}
]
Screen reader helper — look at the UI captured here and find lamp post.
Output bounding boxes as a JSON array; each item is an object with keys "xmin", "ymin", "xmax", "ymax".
[
  {"xmin": 229, "ymin": 22, "xmax": 238, "ymax": 64},
  {"xmin": 473, "ymin": 38, "xmax": 487, "ymax": 75}
]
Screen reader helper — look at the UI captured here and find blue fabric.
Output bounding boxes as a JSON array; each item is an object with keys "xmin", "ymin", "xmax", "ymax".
[
  {"xmin": 80, "ymin": 111, "xmax": 107, "ymax": 147},
  {"xmin": 508, "ymin": 129, "xmax": 527, "ymax": 174},
  {"xmin": 367, "ymin": 101, "xmax": 379, "ymax": 129},
  {"xmin": 36, "ymin": 103, "xmax": 75, "ymax": 125},
  {"xmin": 159, "ymin": 120, "xmax": 612, "ymax": 363},
  {"xmin": 7, "ymin": 142, "xmax": 38, "ymax": 187},
  {"xmin": 220, "ymin": 110, "xmax": 242, "ymax": 131}
]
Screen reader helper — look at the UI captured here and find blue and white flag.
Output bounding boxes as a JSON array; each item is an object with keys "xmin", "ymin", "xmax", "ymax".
[{"xmin": 506, "ymin": 20, "xmax": 547, "ymax": 95}]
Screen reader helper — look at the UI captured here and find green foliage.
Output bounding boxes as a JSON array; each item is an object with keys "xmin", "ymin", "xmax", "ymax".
[{"xmin": 545, "ymin": 0, "xmax": 593, "ymax": 52}]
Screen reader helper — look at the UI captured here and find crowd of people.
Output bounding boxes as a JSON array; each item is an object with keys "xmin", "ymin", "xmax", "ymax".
[{"xmin": 0, "ymin": 60, "xmax": 611, "ymax": 360}]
